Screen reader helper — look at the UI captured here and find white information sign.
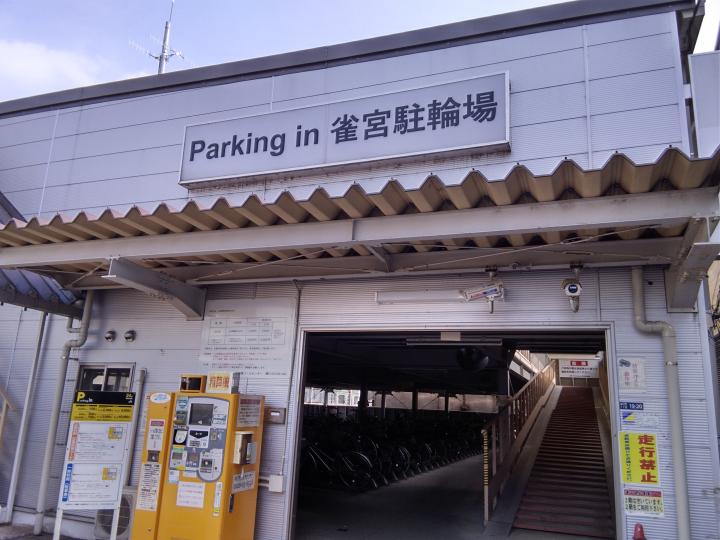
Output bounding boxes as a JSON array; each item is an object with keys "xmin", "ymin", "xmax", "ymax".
[
  {"xmin": 136, "ymin": 462, "xmax": 162, "ymax": 511},
  {"xmin": 559, "ymin": 359, "xmax": 601, "ymax": 378},
  {"xmin": 59, "ymin": 392, "xmax": 135, "ymax": 511},
  {"xmin": 624, "ymin": 488, "xmax": 664, "ymax": 517},
  {"xmin": 180, "ymin": 73, "xmax": 510, "ymax": 185},
  {"xmin": 200, "ymin": 298, "xmax": 296, "ymax": 377},
  {"xmin": 177, "ymin": 481, "xmax": 206, "ymax": 508},
  {"xmin": 146, "ymin": 419, "xmax": 165, "ymax": 452},
  {"xmin": 237, "ymin": 397, "xmax": 263, "ymax": 427},
  {"xmin": 232, "ymin": 471, "xmax": 256, "ymax": 493},
  {"xmin": 619, "ymin": 357, "xmax": 647, "ymax": 393}
]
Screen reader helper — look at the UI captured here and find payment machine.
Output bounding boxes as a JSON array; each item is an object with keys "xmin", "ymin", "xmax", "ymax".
[{"xmin": 132, "ymin": 376, "xmax": 264, "ymax": 540}]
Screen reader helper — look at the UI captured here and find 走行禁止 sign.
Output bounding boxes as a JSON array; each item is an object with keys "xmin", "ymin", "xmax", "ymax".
[{"xmin": 180, "ymin": 73, "xmax": 509, "ymax": 185}]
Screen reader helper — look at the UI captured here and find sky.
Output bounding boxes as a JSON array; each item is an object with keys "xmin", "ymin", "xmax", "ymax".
[{"xmin": 0, "ymin": 0, "xmax": 718, "ymax": 103}]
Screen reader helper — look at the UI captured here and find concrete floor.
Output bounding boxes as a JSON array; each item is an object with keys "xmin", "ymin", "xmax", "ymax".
[
  {"xmin": 295, "ymin": 455, "xmax": 485, "ymax": 540},
  {"xmin": 295, "ymin": 453, "xmax": 607, "ymax": 540},
  {"xmin": 0, "ymin": 524, "xmax": 76, "ymax": 540}
]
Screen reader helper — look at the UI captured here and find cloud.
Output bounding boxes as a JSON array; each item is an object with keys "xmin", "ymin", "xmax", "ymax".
[{"xmin": 0, "ymin": 40, "xmax": 109, "ymax": 103}]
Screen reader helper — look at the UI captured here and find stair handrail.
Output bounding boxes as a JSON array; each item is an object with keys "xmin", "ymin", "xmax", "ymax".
[{"xmin": 481, "ymin": 359, "xmax": 557, "ymax": 525}]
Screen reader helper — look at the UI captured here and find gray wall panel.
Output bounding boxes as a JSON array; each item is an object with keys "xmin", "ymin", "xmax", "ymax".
[
  {"xmin": 52, "ymin": 77, "xmax": 274, "ymax": 136},
  {"xmin": 591, "ymin": 105, "xmax": 682, "ymax": 151},
  {"xmin": 0, "ymin": 140, "xmax": 50, "ymax": 171},
  {"xmin": 0, "ymin": 115, "xmax": 56, "ymax": 149},
  {"xmin": 0, "ymin": 164, "xmax": 48, "ymax": 194},
  {"xmin": 587, "ymin": 33, "xmax": 675, "ymax": 79},
  {"xmin": 585, "ymin": 11, "xmax": 673, "ymax": 45},
  {"xmin": 589, "ymin": 69, "xmax": 679, "ymax": 116}
]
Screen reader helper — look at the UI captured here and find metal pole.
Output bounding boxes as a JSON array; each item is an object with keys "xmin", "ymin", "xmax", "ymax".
[
  {"xmin": 158, "ymin": 20, "xmax": 170, "ymax": 74},
  {"xmin": 157, "ymin": 0, "xmax": 174, "ymax": 74},
  {"xmin": 631, "ymin": 267, "xmax": 690, "ymax": 540},
  {"xmin": 107, "ymin": 368, "xmax": 147, "ymax": 540},
  {"xmin": 3, "ymin": 312, "xmax": 48, "ymax": 524},
  {"xmin": 124, "ymin": 369, "xmax": 146, "ymax": 486},
  {"xmin": 358, "ymin": 383, "xmax": 368, "ymax": 418},
  {"xmin": 35, "ymin": 291, "xmax": 95, "ymax": 535}
]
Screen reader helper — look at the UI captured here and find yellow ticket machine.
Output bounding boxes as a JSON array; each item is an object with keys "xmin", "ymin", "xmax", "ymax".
[{"xmin": 132, "ymin": 390, "xmax": 265, "ymax": 540}]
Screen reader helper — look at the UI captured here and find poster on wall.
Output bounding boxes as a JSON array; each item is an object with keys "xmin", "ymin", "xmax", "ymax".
[
  {"xmin": 58, "ymin": 391, "xmax": 135, "ymax": 510},
  {"xmin": 624, "ymin": 488, "xmax": 664, "ymax": 517},
  {"xmin": 618, "ymin": 357, "xmax": 647, "ymax": 393},
  {"xmin": 619, "ymin": 431, "xmax": 660, "ymax": 486},
  {"xmin": 199, "ymin": 298, "xmax": 296, "ymax": 379},
  {"xmin": 558, "ymin": 358, "xmax": 601, "ymax": 378}
]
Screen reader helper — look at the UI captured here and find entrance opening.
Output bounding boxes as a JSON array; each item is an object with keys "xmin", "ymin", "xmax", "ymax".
[{"xmin": 293, "ymin": 330, "xmax": 615, "ymax": 539}]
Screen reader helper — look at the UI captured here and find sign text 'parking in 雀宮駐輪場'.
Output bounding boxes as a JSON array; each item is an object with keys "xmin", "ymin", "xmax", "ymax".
[{"xmin": 180, "ymin": 73, "xmax": 509, "ymax": 185}]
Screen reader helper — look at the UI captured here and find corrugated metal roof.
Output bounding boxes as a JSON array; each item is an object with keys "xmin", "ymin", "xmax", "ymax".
[
  {"xmin": 0, "ymin": 194, "xmax": 80, "ymax": 317},
  {"xmin": 0, "ymin": 147, "xmax": 718, "ymax": 284}
]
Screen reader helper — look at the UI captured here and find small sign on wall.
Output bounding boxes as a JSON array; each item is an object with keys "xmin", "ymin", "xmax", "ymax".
[
  {"xmin": 559, "ymin": 359, "xmax": 600, "ymax": 378},
  {"xmin": 624, "ymin": 488, "xmax": 664, "ymax": 517},
  {"xmin": 619, "ymin": 431, "xmax": 660, "ymax": 486},
  {"xmin": 618, "ymin": 357, "xmax": 647, "ymax": 393}
]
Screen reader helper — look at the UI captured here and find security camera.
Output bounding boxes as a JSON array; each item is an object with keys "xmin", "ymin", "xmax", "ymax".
[
  {"xmin": 561, "ymin": 278, "xmax": 582, "ymax": 312},
  {"xmin": 562, "ymin": 279, "xmax": 582, "ymax": 297}
]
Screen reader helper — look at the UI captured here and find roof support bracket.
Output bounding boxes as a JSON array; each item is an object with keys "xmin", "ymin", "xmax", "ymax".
[
  {"xmin": 102, "ymin": 257, "xmax": 206, "ymax": 320},
  {"xmin": 665, "ymin": 217, "xmax": 720, "ymax": 312},
  {"xmin": 367, "ymin": 245, "xmax": 394, "ymax": 272}
]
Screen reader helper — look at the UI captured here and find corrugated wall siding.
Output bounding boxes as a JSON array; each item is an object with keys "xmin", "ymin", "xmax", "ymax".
[{"xmin": 0, "ymin": 267, "xmax": 718, "ymax": 539}]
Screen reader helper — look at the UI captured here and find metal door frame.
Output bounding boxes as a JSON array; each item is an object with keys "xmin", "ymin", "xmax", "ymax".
[{"xmin": 283, "ymin": 321, "xmax": 623, "ymax": 540}]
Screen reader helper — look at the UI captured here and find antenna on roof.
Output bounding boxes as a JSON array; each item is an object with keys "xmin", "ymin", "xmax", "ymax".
[{"xmin": 133, "ymin": 0, "xmax": 183, "ymax": 74}]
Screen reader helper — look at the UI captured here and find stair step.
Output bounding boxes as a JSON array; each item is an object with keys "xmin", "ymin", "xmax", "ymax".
[
  {"xmin": 520, "ymin": 497, "xmax": 611, "ymax": 512},
  {"xmin": 534, "ymin": 458, "xmax": 606, "ymax": 469},
  {"xmin": 516, "ymin": 509, "xmax": 613, "ymax": 528},
  {"xmin": 530, "ymin": 470, "xmax": 608, "ymax": 483},
  {"xmin": 519, "ymin": 503, "xmax": 612, "ymax": 518},
  {"xmin": 513, "ymin": 519, "xmax": 614, "ymax": 538},
  {"xmin": 523, "ymin": 490, "xmax": 612, "ymax": 504}
]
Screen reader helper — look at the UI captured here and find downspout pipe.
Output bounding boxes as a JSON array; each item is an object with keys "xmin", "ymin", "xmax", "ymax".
[
  {"xmin": 631, "ymin": 267, "xmax": 690, "ymax": 540},
  {"xmin": 2, "ymin": 312, "xmax": 48, "ymax": 524},
  {"xmin": 34, "ymin": 291, "xmax": 95, "ymax": 535}
]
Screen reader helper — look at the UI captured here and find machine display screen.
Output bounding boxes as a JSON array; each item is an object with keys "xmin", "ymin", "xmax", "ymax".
[{"xmin": 189, "ymin": 403, "xmax": 214, "ymax": 426}]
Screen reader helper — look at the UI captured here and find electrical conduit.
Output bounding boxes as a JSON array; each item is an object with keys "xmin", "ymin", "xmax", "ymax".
[
  {"xmin": 631, "ymin": 267, "xmax": 690, "ymax": 540},
  {"xmin": 34, "ymin": 291, "xmax": 95, "ymax": 535}
]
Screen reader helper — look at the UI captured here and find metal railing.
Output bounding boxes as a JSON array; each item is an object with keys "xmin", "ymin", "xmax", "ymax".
[{"xmin": 482, "ymin": 360, "xmax": 556, "ymax": 525}]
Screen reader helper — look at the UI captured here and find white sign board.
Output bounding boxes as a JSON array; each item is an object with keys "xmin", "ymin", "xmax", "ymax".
[
  {"xmin": 180, "ymin": 73, "xmax": 510, "ymax": 185},
  {"xmin": 200, "ymin": 297, "xmax": 296, "ymax": 378},
  {"xmin": 59, "ymin": 392, "xmax": 135, "ymax": 510},
  {"xmin": 559, "ymin": 358, "xmax": 601, "ymax": 378},
  {"xmin": 176, "ymin": 481, "xmax": 205, "ymax": 508},
  {"xmin": 618, "ymin": 357, "xmax": 647, "ymax": 393}
]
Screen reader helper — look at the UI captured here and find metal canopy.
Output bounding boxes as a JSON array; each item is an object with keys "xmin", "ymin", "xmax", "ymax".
[
  {"xmin": 0, "ymin": 194, "xmax": 81, "ymax": 319},
  {"xmin": 0, "ymin": 148, "xmax": 717, "ymax": 316}
]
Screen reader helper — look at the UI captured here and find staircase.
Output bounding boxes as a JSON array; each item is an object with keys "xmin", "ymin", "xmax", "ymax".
[{"xmin": 513, "ymin": 387, "xmax": 614, "ymax": 538}]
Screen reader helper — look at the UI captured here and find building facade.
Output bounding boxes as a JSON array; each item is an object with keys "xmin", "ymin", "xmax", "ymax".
[{"xmin": 0, "ymin": 1, "xmax": 718, "ymax": 539}]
